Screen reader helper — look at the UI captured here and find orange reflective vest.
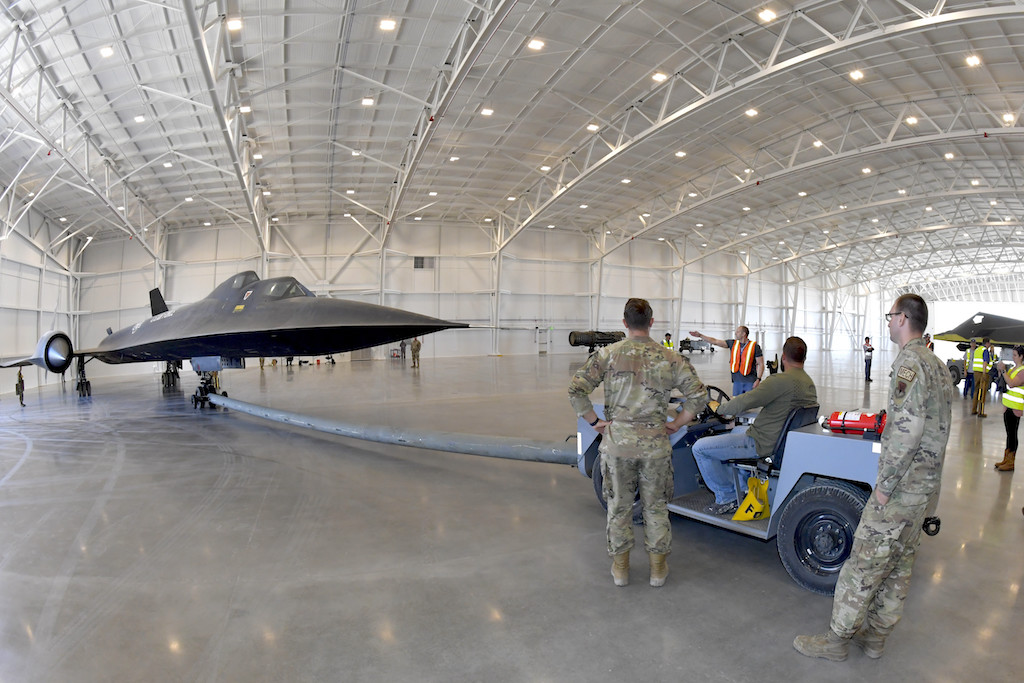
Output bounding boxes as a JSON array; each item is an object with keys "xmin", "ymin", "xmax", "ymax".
[{"xmin": 730, "ymin": 340, "xmax": 757, "ymax": 376}]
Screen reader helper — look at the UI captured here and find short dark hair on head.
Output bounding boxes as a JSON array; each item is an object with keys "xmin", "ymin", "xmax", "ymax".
[
  {"xmin": 624, "ymin": 298, "xmax": 653, "ymax": 330},
  {"xmin": 1014, "ymin": 345, "xmax": 1024, "ymax": 357},
  {"xmin": 983, "ymin": 337, "xmax": 991, "ymax": 344},
  {"xmin": 783, "ymin": 336, "xmax": 807, "ymax": 363},
  {"xmin": 738, "ymin": 325, "xmax": 750, "ymax": 337},
  {"xmin": 865, "ymin": 336, "xmax": 870, "ymax": 342},
  {"xmin": 894, "ymin": 293, "xmax": 927, "ymax": 333}
]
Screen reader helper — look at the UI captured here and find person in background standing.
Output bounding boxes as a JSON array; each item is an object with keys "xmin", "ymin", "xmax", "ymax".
[
  {"xmin": 963, "ymin": 339, "xmax": 978, "ymax": 399},
  {"xmin": 863, "ymin": 337, "xmax": 874, "ymax": 382},
  {"xmin": 662, "ymin": 333, "xmax": 673, "ymax": 350},
  {"xmin": 411, "ymin": 337, "xmax": 422, "ymax": 368},
  {"xmin": 400, "ymin": 339, "xmax": 407, "ymax": 363},
  {"xmin": 924, "ymin": 333, "xmax": 934, "ymax": 352},
  {"xmin": 689, "ymin": 325, "xmax": 764, "ymax": 396},
  {"xmin": 993, "ymin": 345, "xmax": 1024, "ymax": 472}
]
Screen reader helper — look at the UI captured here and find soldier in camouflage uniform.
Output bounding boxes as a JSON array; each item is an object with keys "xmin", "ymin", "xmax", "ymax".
[
  {"xmin": 568, "ymin": 298, "xmax": 708, "ymax": 587},
  {"xmin": 794, "ymin": 293, "xmax": 954, "ymax": 661}
]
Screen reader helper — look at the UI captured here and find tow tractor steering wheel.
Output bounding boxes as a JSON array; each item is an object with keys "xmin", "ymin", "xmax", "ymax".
[{"xmin": 699, "ymin": 385, "xmax": 732, "ymax": 423}]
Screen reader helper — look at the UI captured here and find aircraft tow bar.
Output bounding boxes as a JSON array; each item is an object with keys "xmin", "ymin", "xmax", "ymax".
[{"xmin": 207, "ymin": 393, "xmax": 577, "ymax": 466}]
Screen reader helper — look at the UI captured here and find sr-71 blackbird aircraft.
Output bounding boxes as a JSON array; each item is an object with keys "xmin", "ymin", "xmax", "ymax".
[{"xmin": 2, "ymin": 270, "xmax": 467, "ymax": 402}]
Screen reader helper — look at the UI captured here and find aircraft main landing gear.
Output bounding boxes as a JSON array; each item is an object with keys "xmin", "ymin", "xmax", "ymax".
[
  {"xmin": 162, "ymin": 360, "xmax": 181, "ymax": 388},
  {"xmin": 75, "ymin": 356, "xmax": 92, "ymax": 397}
]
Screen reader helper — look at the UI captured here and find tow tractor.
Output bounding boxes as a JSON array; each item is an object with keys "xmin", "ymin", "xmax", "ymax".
[{"xmin": 575, "ymin": 390, "xmax": 937, "ymax": 595}]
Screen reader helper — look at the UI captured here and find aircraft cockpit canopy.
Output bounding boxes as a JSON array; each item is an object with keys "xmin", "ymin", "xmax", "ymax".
[{"xmin": 257, "ymin": 278, "xmax": 315, "ymax": 301}]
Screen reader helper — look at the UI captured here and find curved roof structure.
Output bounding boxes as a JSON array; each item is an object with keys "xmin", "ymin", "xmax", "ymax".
[{"xmin": 2, "ymin": 0, "xmax": 1023, "ymax": 297}]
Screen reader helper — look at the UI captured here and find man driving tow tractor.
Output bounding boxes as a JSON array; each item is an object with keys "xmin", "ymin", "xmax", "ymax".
[{"xmin": 691, "ymin": 337, "xmax": 817, "ymax": 515}]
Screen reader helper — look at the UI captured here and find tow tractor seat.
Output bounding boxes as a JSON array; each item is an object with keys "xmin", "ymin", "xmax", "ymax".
[{"xmin": 726, "ymin": 404, "xmax": 819, "ymax": 506}]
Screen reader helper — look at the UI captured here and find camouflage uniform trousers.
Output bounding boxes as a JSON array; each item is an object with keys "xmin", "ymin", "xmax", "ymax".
[
  {"xmin": 601, "ymin": 453, "xmax": 673, "ymax": 556},
  {"xmin": 829, "ymin": 497, "xmax": 928, "ymax": 638}
]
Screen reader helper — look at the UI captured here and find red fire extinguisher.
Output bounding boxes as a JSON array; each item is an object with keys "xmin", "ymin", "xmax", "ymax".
[{"xmin": 819, "ymin": 410, "xmax": 887, "ymax": 435}]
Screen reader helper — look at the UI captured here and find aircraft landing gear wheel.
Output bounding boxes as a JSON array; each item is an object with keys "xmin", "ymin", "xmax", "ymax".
[
  {"xmin": 592, "ymin": 454, "xmax": 644, "ymax": 525},
  {"xmin": 948, "ymin": 362, "xmax": 962, "ymax": 386},
  {"xmin": 776, "ymin": 482, "xmax": 868, "ymax": 595}
]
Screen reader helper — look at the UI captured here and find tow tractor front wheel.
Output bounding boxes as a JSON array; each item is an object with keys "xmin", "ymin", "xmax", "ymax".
[{"xmin": 776, "ymin": 482, "xmax": 868, "ymax": 595}]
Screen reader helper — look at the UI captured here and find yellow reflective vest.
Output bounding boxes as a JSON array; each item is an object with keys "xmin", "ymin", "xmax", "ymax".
[
  {"xmin": 1002, "ymin": 365, "xmax": 1024, "ymax": 411},
  {"xmin": 971, "ymin": 348, "xmax": 987, "ymax": 372}
]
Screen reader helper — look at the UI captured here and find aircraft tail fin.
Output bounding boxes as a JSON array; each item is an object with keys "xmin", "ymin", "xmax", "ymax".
[{"xmin": 150, "ymin": 288, "xmax": 169, "ymax": 316}]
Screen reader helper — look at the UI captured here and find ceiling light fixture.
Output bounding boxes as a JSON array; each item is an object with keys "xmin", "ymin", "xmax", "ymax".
[
  {"xmin": 271, "ymin": 217, "xmax": 279, "ymax": 222},
  {"xmin": 362, "ymin": 97, "xmax": 374, "ymax": 106},
  {"xmin": 239, "ymin": 105, "xmax": 251, "ymax": 113},
  {"xmin": 540, "ymin": 165, "xmax": 551, "ymax": 171},
  {"xmin": 966, "ymin": 55, "xmax": 981, "ymax": 67},
  {"xmin": 481, "ymin": 107, "xmax": 494, "ymax": 116},
  {"xmin": 346, "ymin": 189, "xmax": 355, "ymax": 194},
  {"xmin": 970, "ymin": 179, "xmax": 980, "ymax": 186},
  {"xmin": 414, "ymin": 216, "xmax": 422, "ymax": 221},
  {"xmin": 262, "ymin": 190, "xmax": 271, "ymax": 196},
  {"xmin": 862, "ymin": 167, "xmax": 871, "ymax": 174},
  {"xmin": 696, "ymin": 223, "xmax": 704, "ymax": 228},
  {"xmin": 898, "ymin": 189, "xmax": 906, "ymax": 195},
  {"xmin": 134, "ymin": 115, "xmax": 145, "ymax": 123},
  {"xmin": 253, "ymin": 153, "xmax": 262, "ymax": 160},
  {"xmin": 742, "ymin": 206, "xmax": 751, "ymax": 211},
  {"xmin": 798, "ymin": 191, "xmax": 807, "ymax": 197},
  {"xmin": 59, "ymin": 217, "xmax": 67, "ymax": 222},
  {"xmin": 849, "ymin": 70, "xmax": 864, "ymax": 80},
  {"xmin": 204, "ymin": 221, "xmax": 211, "ymax": 226},
  {"xmin": 688, "ymin": 192, "xmax": 697, "ymax": 198},
  {"xmin": 658, "ymin": 237, "xmax": 665, "ymax": 241},
  {"xmin": 905, "ymin": 116, "xmax": 918, "ymax": 125},
  {"xmin": 100, "ymin": 45, "xmax": 114, "ymax": 58},
  {"xmin": 759, "ymin": 9, "xmax": 777, "ymax": 22},
  {"xmin": 745, "ymin": 108, "xmax": 758, "ymax": 117},
  {"xmin": 813, "ymin": 140, "xmax": 823, "ymax": 147},
  {"xmin": 621, "ymin": 178, "xmax": 631, "ymax": 184},
  {"xmin": 652, "ymin": 72, "xmax": 668, "ymax": 82},
  {"xmin": 163, "ymin": 162, "xmax": 173, "ymax": 168},
  {"xmin": 547, "ymin": 225, "xmax": 554, "ymax": 229},
  {"xmin": 185, "ymin": 197, "xmax": 193, "ymax": 202},
  {"xmin": 428, "ymin": 191, "xmax": 437, "ymax": 196},
  {"xmin": 586, "ymin": 123, "xmax": 599, "ymax": 132},
  {"xmin": 579, "ymin": 204, "xmax": 588, "ymax": 209},
  {"xmin": 1003, "ymin": 113, "xmax": 1014, "ymax": 123},
  {"xmin": 527, "ymin": 39, "xmax": 544, "ymax": 50},
  {"xmin": 380, "ymin": 19, "xmax": 396, "ymax": 31},
  {"xmin": 352, "ymin": 150, "xmax": 361, "ymax": 156},
  {"xmin": 227, "ymin": 18, "xmax": 242, "ymax": 31},
  {"xmin": 675, "ymin": 151, "xmax": 686, "ymax": 158},
  {"xmin": 507, "ymin": 196, "xmax": 516, "ymax": 201},
  {"xmin": 449, "ymin": 156, "xmax": 459, "ymax": 162},
  {"xmin": 944, "ymin": 152, "xmax": 955, "ymax": 160}
]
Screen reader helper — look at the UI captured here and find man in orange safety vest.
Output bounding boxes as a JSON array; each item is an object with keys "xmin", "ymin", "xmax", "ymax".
[{"xmin": 689, "ymin": 325, "xmax": 764, "ymax": 396}]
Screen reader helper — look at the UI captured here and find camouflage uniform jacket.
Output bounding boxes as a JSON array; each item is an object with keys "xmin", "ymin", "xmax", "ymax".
[
  {"xmin": 568, "ymin": 335, "xmax": 708, "ymax": 459},
  {"xmin": 877, "ymin": 337, "xmax": 955, "ymax": 505}
]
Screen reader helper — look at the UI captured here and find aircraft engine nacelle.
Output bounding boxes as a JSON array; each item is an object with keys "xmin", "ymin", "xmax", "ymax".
[{"xmin": 32, "ymin": 331, "xmax": 74, "ymax": 374}]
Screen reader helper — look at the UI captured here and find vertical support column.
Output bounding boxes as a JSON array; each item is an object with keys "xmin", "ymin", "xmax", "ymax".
[{"xmin": 673, "ymin": 241, "xmax": 687, "ymax": 337}]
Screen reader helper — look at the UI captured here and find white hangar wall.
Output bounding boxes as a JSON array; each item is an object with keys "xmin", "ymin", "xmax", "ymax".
[
  {"xmin": 62, "ymin": 218, "xmax": 859, "ymax": 383},
  {"xmin": 0, "ymin": 197, "xmax": 74, "ymax": 393}
]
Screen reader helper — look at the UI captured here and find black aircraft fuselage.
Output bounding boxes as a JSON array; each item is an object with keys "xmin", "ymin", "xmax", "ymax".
[{"xmin": 86, "ymin": 271, "xmax": 465, "ymax": 363}]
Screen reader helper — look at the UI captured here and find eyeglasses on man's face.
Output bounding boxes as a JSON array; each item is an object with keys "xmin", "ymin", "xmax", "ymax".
[{"xmin": 885, "ymin": 311, "xmax": 905, "ymax": 322}]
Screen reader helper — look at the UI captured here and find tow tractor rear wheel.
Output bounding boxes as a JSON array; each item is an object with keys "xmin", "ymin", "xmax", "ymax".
[{"xmin": 776, "ymin": 481, "xmax": 868, "ymax": 595}]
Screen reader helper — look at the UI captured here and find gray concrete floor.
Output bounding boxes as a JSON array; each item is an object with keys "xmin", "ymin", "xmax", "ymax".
[{"xmin": 1, "ymin": 349, "xmax": 1022, "ymax": 682}]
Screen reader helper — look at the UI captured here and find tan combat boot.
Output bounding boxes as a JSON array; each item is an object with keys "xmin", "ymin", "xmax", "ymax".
[
  {"xmin": 996, "ymin": 452, "xmax": 1015, "ymax": 472},
  {"xmin": 995, "ymin": 449, "xmax": 1010, "ymax": 469},
  {"xmin": 611, "ymin": 552, "xmax": 629, "ymax": 587},
  {"xmin": 793, "ymin": 630, "xmax": 850, "ymax": 662},
  {"xmin": 852, "ymin": 627, "xmax": 887, "ymax": 659},
  {"xmin": 649, "ymin": 553, "xmax": 669, "ymax": 587}
]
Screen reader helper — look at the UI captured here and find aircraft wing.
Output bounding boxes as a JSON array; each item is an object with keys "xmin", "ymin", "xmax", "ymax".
[{"xmin": 934, "ymin": 312, "xmax": 1024, "ymax": 347}]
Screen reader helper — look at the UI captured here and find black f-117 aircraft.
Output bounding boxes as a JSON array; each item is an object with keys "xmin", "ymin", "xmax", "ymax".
[
  {"xmin": 2, "ymin": 271, "xmax": 466, "ymax": 402},
  {"xmin": 933, "ymin": 311, "xmax": 1024, "ymax": 349}
]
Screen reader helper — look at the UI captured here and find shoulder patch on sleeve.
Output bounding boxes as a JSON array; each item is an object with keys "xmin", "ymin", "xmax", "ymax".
[{"xmin": 896, "ymin": 365, "xmax": 917, "ymax": 382}]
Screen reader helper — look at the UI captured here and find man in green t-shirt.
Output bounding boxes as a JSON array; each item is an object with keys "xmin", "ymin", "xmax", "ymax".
[{"xmin": 691, "ymin": 336, "xmax": 817, "ymax": 515}]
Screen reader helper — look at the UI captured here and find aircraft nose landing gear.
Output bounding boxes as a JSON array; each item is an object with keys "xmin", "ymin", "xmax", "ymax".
[{"xmin": 191, "ymin": 371, "xmax": 227, "ymax": 409}]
